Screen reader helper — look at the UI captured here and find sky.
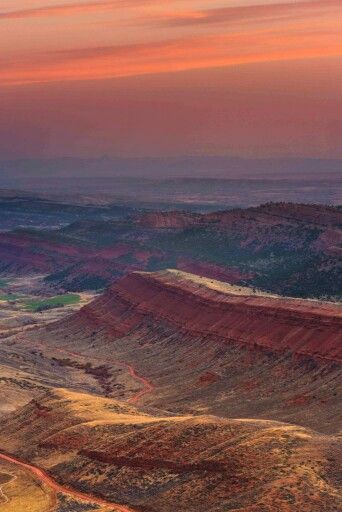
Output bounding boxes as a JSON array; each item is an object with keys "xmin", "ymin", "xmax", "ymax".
[{"xmin": 1, "ymin": 0, "xmax": 342, "ymax": 160}]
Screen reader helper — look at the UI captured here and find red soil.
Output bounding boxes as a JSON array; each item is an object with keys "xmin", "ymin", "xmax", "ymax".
[
  {"xmin": 198, "ymin": 372, "xmax": 219, "ymax": 386},
  {"xmin": 0, "ymin": 333, "xmax": 156, "ymax": 509}
]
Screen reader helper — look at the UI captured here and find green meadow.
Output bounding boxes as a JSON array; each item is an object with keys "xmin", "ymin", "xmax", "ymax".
[{"xmin": 23, "ymin": 294, "xmax": 81, "ymax": 311}]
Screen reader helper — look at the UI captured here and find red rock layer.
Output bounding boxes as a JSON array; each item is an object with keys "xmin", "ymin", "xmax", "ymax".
[
  {"xmin": 133, "ymin": 211, "xmax": 205, "ymax": 229},
  {"xmin": 79, "ymin": 270, "xmax": 342, "ymax": 363}
]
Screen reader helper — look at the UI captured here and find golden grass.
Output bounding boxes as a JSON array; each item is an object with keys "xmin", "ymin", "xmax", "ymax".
[
  {"xmin": 0, "ymin": 462, "xmax": 54, "ymax": 512},
  {"xmin": 153, "ymin": 269, "xmax": 279, "ymax": 297},
  {"xmin": 53, "ymin": 388, "xmax": 192, "ymax": 426},
  {"xmin": 151, "ymin": 269, "xmax": 342, "ymax": 305}
]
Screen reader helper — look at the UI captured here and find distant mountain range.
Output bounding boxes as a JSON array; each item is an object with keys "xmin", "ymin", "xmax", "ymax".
[
  {"xmin": 1, "ymin": 156, "xmax": 341, "ymax": 206},
  {"xmin": 1, "ymin": 155, "xmax": 341, "ymax": 179}
]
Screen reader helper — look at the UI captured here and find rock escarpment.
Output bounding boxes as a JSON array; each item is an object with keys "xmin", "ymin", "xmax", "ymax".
[
  {"xmin": 80, "ymin": 270, "xmax": 342, "ymax": 362},
  {"xmin": 133, "ymin": 211, "xmax": 205, "ymax": 229}
]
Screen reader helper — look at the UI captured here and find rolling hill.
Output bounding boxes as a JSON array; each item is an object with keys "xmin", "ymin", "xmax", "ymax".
[{"xmin": 0, "ymin": 388, "xmax": 340, "ymax": 512}]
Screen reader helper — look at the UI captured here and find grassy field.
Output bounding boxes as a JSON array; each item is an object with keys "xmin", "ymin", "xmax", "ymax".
[{"xmin": 23, "ymin": 294, "xmax": 81, "ymax": 311}]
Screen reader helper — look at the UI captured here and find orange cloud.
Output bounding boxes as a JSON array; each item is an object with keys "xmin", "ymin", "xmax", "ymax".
[
  {"xmin": 2, "ymin": 25, "xmax": 342, "ymax": 86},
  {"xmin": 0, "ymin": 1, "xmax": 124, "ymax": 20},
  {"xmin": 1, "ymin": 0, "xmax": 341, "ymax": 86},
  {"xmin": 157, "ymin": 0, "xmax": 341, "ymax": 27},
  {"xmin": 6, "ymin": 0, "xmax": 329, "ymax": 24}
]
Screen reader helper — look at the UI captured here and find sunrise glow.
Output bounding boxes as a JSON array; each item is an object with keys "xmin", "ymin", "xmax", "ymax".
[{"xmin": 1, "ymin": 0, "xmax": 342, "ymax": 158}]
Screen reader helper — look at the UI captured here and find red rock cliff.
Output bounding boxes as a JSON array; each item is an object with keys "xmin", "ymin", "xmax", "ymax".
[{"xmin": 78, "ymin": 270, "xmax": 342, "ymax": 362}]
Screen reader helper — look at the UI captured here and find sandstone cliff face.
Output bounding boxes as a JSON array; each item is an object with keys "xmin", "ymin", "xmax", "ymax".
[
  {"xmin": 80, "ymin": 270, "xmax": 342, "ymax": 362},
  {"xmin": 133, "ymin": 204, "xmax": 342, "ymax": 231},
  {"xmin": 133, "ymin": 204, "xmax": 342, "ymax": 259}
]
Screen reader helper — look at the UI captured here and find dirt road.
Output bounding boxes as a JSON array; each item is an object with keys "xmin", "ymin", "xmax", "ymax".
[{"xmin": 0, "ymin": 452, "xmax": 134, "ymax": 511}]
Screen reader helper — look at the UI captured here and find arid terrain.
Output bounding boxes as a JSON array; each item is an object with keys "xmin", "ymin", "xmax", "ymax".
[{"xmin": 0, "ymin": 195, "xmax": 341, "ymax": 511}]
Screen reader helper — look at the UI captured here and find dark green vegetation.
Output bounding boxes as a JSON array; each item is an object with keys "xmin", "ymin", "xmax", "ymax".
[
  {"xmin": 46, "ymin": 272, "xmax": 109, "ymax": 292},
  {"xmin": 0, "ymin": 196, "xmax": 340, "ymax": 300},
  {"xmin": 0, "ymin": 194, "xmax": 135, "ymax": 232},
  {"xmin": 152, "ymin": 226, "xmax": 340, "ymax": 299}
]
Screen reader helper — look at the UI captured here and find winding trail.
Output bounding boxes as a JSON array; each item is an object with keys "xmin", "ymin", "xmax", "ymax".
[
  {"xmin": 0, "ymin": 335, "xmax": 156, "ymax": 511},
  {"xmin": 126, "ymin": 363, "xmax": 155, "ymax": 403},
  {"xmin": 33, "ymin": 339, "xmax": 155, "ymax": 403},
  {"xmin": 0, "ymin": 480, "xmax": 9, "ymax": 505}
]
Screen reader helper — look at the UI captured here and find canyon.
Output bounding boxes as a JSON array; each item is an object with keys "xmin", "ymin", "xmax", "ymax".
[
  {"xmin": 0, "ymin": 197, "xmax": 340, "ymax": 511},
  {"xmin": 0, "ymin": 268, "xmax": 341, "ymax": 510},
  {"xmin": 0, "ymin": 270, "xmax": 340, "ymax": 510}
]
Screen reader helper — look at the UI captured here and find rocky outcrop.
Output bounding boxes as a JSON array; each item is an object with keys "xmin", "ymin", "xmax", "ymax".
[
  {"xmin": 133, "ymin": 211, "xmax": 205, "ymax": 229},
  {"xmin": 79, "ymin": 270, "xmax": 342, "ymax": 362},
  {"xmin": 0, "ymin": 202, "xmax": 340, "ymax": 297},
  {"xmin": 134, "ymin": 203, "xmax": 342, "ymax": 231}
]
